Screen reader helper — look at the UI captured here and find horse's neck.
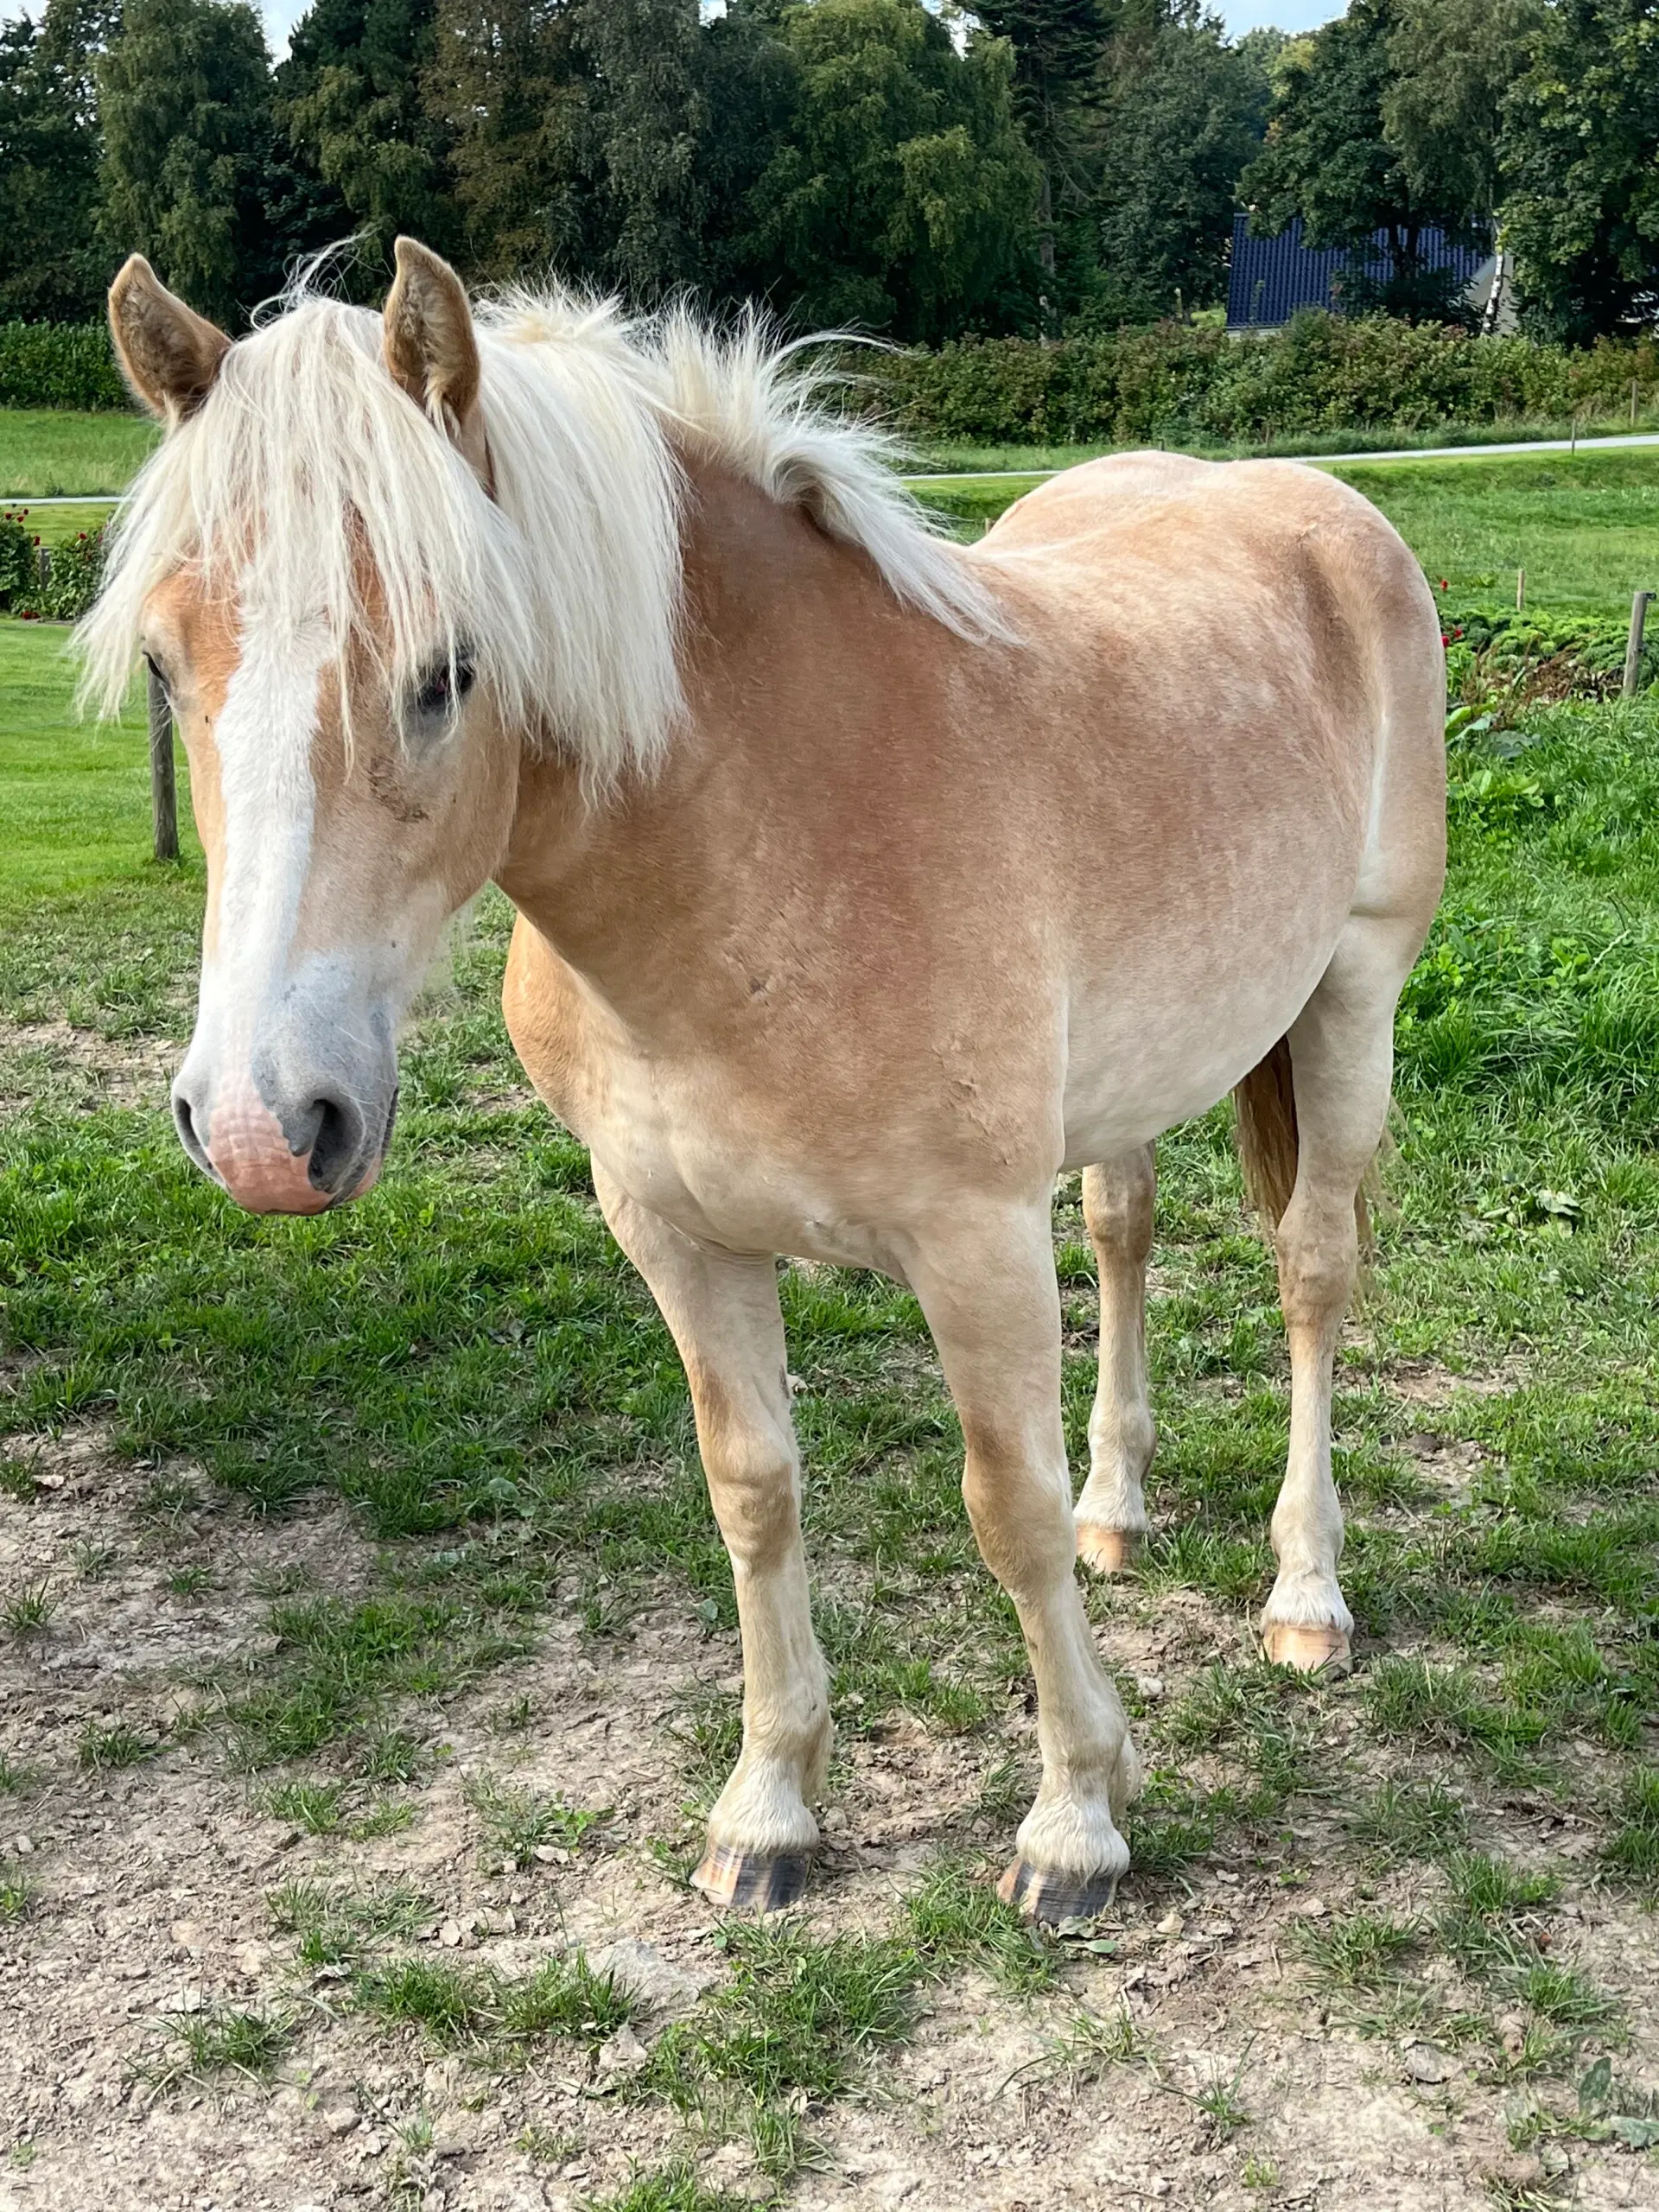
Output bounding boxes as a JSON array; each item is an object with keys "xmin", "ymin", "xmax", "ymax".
[{"xmin": 496, "ymin": 457, "xmax": 944, "ymax": 996}]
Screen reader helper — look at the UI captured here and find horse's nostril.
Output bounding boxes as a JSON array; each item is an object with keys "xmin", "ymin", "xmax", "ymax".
[
  {"xmin": 173, "ymin": 1090, "xmax": 212, "ymax": 1174},
  {"xmin": 307, "ymin": 1095, "xmax": 359, "ymax": 1193}
]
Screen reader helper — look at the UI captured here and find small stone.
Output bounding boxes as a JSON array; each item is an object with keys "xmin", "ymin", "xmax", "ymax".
[
  {"xmin": 13, "ymin": 1834, "xmax": 34, "ymax": 1856},
  {"xmin": 169, "ymin": 1919, "xmax": 204, "ymax": 1954},
  {"xmin": 1135, "ymin": 1675, "xmax": 1166, "ymax": 1700},
  {"xmin": 322, "ymin": 2103, "xmax": 359, "ymax": 2137},
  {"xmin": 1290, "ymin": 1895, "xmax": 1328, "ymax": 1918},
  {"xmin": 593, "ymin": 2023, "xmax": 649, "ymax": 2084},
  {"xmin": 1402, "ymin": 2042, "xmax": 1455, "ymax": 2084},
  {"xmin": 1155, "ymin": 1910, "xmax": 1184, "ymax": 1937},
  {"xmin": 437, "ymin": 1919, "xmax": 465, "ymax": 1948}
]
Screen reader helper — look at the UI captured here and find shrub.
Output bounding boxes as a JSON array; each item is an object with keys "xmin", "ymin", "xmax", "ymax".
[
  {"xmin": 867, "ymin": 313, "xmax": 1659, "ymax": 448},
  {"xmin": 0, "ymin": 507, "xmax": 38, "ymax": 604},
  {"xmin": 32, "ymin": 525, "xmax": 107, "ymax": 620},
  {"xmin": 0, "ymin": 321, "xmax": 126, "ymax": 410}
]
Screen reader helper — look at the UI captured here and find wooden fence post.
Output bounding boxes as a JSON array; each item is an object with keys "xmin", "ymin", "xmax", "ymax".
[
  {"xmin": 147, "ymin": 661, "xmax": 178, "ymax": 862},
  {"xmin": 1623, "ymin": 589, "xmax": 1652, "ymax": 700},
  {"xmin": 1516, "ymin": 567, "xmax": 1526, "ymax": 613}
]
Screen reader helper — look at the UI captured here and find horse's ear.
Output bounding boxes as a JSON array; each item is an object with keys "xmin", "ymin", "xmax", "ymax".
[
  {"xmin": 108, "ymin": 256, "xmax": 230, "ymax": 427},
  {"xmin": 384, "ymin": 238, "xmax": 484, "ymax": 460}
]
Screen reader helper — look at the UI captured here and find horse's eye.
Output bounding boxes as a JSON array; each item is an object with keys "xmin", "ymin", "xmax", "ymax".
[{"xmin": 413, "ymin": 655, "xmax": 475, "ymax": 721}]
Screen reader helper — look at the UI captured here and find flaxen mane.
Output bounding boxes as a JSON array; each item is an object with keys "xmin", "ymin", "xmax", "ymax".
[{"xmin": 79, "ymin": 271, "xmax": 1006, "ymax": 783}]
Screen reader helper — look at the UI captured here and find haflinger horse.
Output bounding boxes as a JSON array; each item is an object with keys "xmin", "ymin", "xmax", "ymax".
[{"xmin": 82, "ymin": 238, "xmax": 1446, "ymax": 1925}]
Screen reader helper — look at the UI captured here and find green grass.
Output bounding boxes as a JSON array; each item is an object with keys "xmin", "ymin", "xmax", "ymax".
[
  {"xmin": 353, "ymin": 1948, "xmax": 634, "ymax": 2048},
  {"xmin": 143, "ymin": 2003, "xmax": 297, "ymax": 2092},
  {"xmin": 0, "ymin": 408, "xmax": 156, "ymax": 499},
  {"xmin": 917, "ymin": 448, "xmax": 1659, "ymax": 626}
]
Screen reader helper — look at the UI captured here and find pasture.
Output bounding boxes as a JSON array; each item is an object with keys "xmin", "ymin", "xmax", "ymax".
[{"xmin": 3, "ymin": 482, "xmax": 1659, "ymax": 2212}]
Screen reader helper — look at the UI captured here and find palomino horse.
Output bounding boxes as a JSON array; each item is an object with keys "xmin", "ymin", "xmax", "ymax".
[{"xmin": 84, "ymin": 241, "xmax": 1446, "ymax": 1924}]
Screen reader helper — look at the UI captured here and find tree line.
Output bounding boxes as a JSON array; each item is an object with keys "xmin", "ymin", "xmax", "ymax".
[{"xmin": 0, "ymin": 0, "xmax": 1654, "ymax": 348}]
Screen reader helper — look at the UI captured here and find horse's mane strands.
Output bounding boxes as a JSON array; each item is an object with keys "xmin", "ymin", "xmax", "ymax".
[{"xmin": 79, "ymin": 266, "xmax": 1010, "ymax": 785}]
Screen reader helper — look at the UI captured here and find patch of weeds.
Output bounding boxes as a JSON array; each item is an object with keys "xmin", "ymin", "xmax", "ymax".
[
  {"xmin": 268, "ymin": 1878, "xmax": 432, "ymax": 1968},
  {"xmin": 351, "ymin": 1798, "xmax": 416, "ymax": 1839},
  {"xmin": 0, "ymin": 1753, "xmax": 38, "ymax": 1797},
  {"xmin": 354, "ymin": 1956, "xmax": 483, "ymax": 2044},
  {"xmin": 78, "ymin": 1720, "xmax": 156, "ymax": 1770},
  {"xmin": 354, "ymin": 1947, "xmax": 634, "ymax": 2050},
  {"xmin": 166, "ymin": 1565, "xmax": 215, "ymax": 1597},
  {"xmin": 641, "ymin": 1921, "xmax": 916, "ymax": 2177},
  {"xmin": 353, "ymin": 1727, "xmax": 427, "ymax": 1786},
  {"xmin": 465, "ymin": 1772, "xmax": 607, "ymax": 1867},
  {"xmin": 1006, "ymin": 2002, "xmax": 1142, "ymax": 2090},
  {"xmin": 264, "ymin": 1779, "xmax": 346, "ymax": 1834},
  {"xmin": 143, "ymin": 2005, "xmax": 296, "ymax": 2093},
  {"xmin": 1603, "ymin": 1767, "xmax": 1659, "ymax": 1888},
  {"xmin": 2, "ymin": 1580, "xmax": 56, "ymax": 1634},
  {"xmin": 1348, "ymin": 1777, "xmax": 1469, "ymax": 1863},
  {"xmin": 1186, "ymin": 2049, "xmax": 1254, "ymax": 2144},
  {"xmin": 70, "ymin": 1541, "xmax": 116, "ymax": 1580},
  {"xmin": 1366, "ymin": 1656, "xmax": 1550, "ymax": 1770},
  {"xmin": 1511, "ymin": 1962, "xmax": 1620, "ymax": 2030},
  {"xmin": 1242, "ymin": 2158, "xmax": 1279, "ymax": 2190},
  {"xmin": 495, "ymin": 1954, "xmax": 635, "ymax": 2043},
  {"xmin": 487, "ymin": 1695, "xmax": 537, "ymax": 1736},
  {"xmin": 1126, "ymin": 1779, "xmax": 1247, "ymax": 1878},
  {"xmin": 667, "ymin": 1682, "xmax": 743, "ymax": 1802},
  {"xmin": 582, "ymin": 2163, "xmax": 760, "ymax": 2212},
  {"xmin": 1295, "ymin": 1910, "xmax": 1422, "ymax": 1991},
  {"xmin": 903, "ymin": 1857, "xmax": 1056, "ymax": 1993},
  {"xmin": 515, "ymin": 2124, "xmax": 578, "ymax": 2162},
  {"xmin": 1445, "ymin": 1849, "xmax": 1557, "ymax": 1918},
  {"xmin": 0, "ymin": 1866, "xmax": 31, "ymax": 1923},
  {"xmin": 138, "ymin": 1473, "xmax": 201, "ymax": 1526}
]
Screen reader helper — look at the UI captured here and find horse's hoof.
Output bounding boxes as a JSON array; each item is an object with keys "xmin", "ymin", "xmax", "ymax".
[
  {"xmin": 996, "ymin": 1857, "xmax": 1120, "ymax": 1926},
  {"xmin": 1076, "ymin": 1523, "xmax": 1140, "ymax": 1575},
  {"xmin": 691, "ymin": 1843, "xmax": 814, "ymax": 1913},
  {"xmin": 1262, "ymin": 1621, "xmax": 1352, "ymax": 1675}
]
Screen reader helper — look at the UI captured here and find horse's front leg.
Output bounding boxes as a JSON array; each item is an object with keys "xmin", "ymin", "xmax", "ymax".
[
  {"xmin": 906, "ymin": 1202, "xmax": 1140, "ymax": 1923},
  {"xmin": 591, "ymin": 1162, "xmax": 830, "ymax": 1910}
]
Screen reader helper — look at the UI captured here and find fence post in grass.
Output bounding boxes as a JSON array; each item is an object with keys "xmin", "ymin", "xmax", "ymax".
[
  {"xmin": 147, "ymin": 660, "xmax": 179, "ymax": 862},
  {"xmin": 1623, "ymin": 590, "xmax": 1652, "ymax": 700},
  {"xmin": 1516, "ymin": 567, "xmax": 1526, "ymax": 612}
]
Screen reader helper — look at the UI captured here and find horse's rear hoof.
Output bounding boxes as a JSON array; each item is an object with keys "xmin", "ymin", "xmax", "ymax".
[
  {"xmin": 692, "ymin": 1843, "xmax": 814, "ymax": 1913},
  {"xmin": 1076, "ymin": 1523, "xmax": 1140, "ymax": 1575},
  {"xmin": 997, "ymin": 1856, "xmax": 1120, "ymax": 1926},
  {"xmin": 1262, "ymin": 1621, "xmax": 1352, "ymax": 1675}
]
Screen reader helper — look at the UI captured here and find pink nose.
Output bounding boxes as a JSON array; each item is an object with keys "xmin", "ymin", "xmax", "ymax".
[{"xmin": 205, "ymin": 1088, "xmax": 332, "ymax": 1216}]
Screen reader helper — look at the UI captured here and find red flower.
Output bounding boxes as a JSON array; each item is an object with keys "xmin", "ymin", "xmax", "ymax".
[
  {"xmin": 1440, "ymin": 578, "xmax": 1450, "ymax": 590},
  {"xmin": 1440, "ymin": 632, "xmax": 1452, "ymax": 646}
]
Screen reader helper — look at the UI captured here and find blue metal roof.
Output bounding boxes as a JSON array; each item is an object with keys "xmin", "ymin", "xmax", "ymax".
[{"xmin": 1226, "ymin": 214, "xmax": 1490, "ymax": 328}]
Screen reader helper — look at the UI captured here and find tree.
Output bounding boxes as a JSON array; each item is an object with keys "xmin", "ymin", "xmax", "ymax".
[
  {"xmin": 969, "ymin": 0, "xmax": 1115, "ymax": 296},
  {"xmin": 99, "ymin": 0, "xmax": 282, "ymax": 326},
  {"xmin": 1082, "ymin": 0, "xmax": 1269, "ymax": 325},
  {"xmin": 577, "ymin": 0, "xmax": 706, "ymax": 300},
  {"xmin": 280, "ymin": 0, "xmax": 458, "ymax": 269},
  {"xmin": 739, "ymin": 0, "xmax": 1040, "ymax": 340},
  {"xmin": 1383, "ymin": 0, "xmax": 1539, "ymax": 229},
  {"xmin": 0, "ymin": 0, "xmax": 118, "ymax": 321},
  {"xmin": 1243, "ymin": 0, "xmax": 1485, "ymax": 322},
  {"xmin": 1498, "ymin": 0, "xmax": 1659, "ymax": 341}
]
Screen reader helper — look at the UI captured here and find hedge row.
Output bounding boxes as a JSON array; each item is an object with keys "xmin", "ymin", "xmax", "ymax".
[
  {"xmin": 5, "ymin": 306, "xmax": 1659, "ymax": 445},
  {"xmin": 869, "ymin": 314, "xmax": 1659, "ymax": 447},
  {"xmin": 0, "ymin": 322, "xmax": 127, "ymax": 410}
]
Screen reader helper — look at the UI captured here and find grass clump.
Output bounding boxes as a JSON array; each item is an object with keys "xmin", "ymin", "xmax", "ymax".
[
  {"xmin": 583, "ymin": 2163, "xmax": 760, "ymax": 2212},
  {"xmin": 643, "ymin": 1922, "xmax": 916, "ymax": 2177},
  {"xmin": 353, "ymin": 1948, "xmax": 634, "ymax": 2050},
  {"xmin": 77, "ymin": 1720, "xmax": 156, "ymax": 1770},
  {"xmin": 903, "ymin": 1858, "xmax": 1056, "ymax": 1993},
  {"xmin": 263, "ymin": 1779, "xmax": 346, "ymax": 1834},
  {"xmin": 1348, "ymin": 1778, "xmax": 1470, "ymax": 1863},
  {"xmin": 144, "ymin": 2005, "xmax": 296, "ymax": 2092},
  {"xmin": 266, "ymin": 1878, "xmax": 432, "ymax": 1967},
  {"xmin": 1603, "ymin": 1768, "xmax": 1659, "ymax": 1888},
  {"xmin": 1295, "ymin": 1910, "xmax": 1423, "ymax": 1991},
  {"xmin": 465, "ymin": 1771, "xmax": 608, "ymax": 1866},
  {"xmin": 2, "ymin": 1580, "xmax": 56, "ymax": 1634}
]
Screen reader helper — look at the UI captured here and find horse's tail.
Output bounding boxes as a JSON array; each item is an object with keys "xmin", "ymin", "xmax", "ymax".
[{"xmin": 1232, "ymin": 1035, "xmax": 1374, "ymax": 1249}]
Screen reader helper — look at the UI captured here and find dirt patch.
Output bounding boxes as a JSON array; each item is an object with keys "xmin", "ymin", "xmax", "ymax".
[{"xmin": 3, "ymin": 1437, "xmax": 1657, "ymax": 2212}]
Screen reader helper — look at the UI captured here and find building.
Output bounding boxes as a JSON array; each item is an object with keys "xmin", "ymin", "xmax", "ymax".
[{"xmin": 1225, "ymin": 215, "xmax": 1511, "ymax": 332}]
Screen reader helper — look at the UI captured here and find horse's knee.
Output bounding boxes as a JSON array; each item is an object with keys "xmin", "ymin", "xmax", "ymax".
[{"xmin": 1083, "ymin": 1153, "xmax": 1154, "ymax": 1262}]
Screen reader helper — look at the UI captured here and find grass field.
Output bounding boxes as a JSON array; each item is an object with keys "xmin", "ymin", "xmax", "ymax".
[
  {"xmin": 924, "ymin": 448, "xmax": 1659, "ymax": 623},
  {"xmin": 0, "ymin": 407, "xmax": 156, "ymax": 499},
  {"xmin": 3, "ymin": 549, "xmax": 1659, "ymax": 2199}
]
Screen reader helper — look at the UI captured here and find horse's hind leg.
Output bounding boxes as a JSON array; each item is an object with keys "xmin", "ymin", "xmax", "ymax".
[
  {"xmin": 1260, "ymin": 913, "xmax": 1421, "ymax": 1675},
  {"xmin": 906, "ymin": 1203, "xmax": 1138, "ymax": 1922},
  {"xmin": 590, "ymin": 1161, "xmax": 830, "ymax": 1911},
  {"xmin": 1074, "ymin": 1145, "xmax": 1156, "ymax": 1573}
]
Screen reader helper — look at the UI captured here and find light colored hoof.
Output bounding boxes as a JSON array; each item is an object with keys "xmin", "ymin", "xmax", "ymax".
[
  {"xmin": 997, "ymin": 1856, "xmax": 1121, "ymax": 1926},
  {"xmin": 1262, "ymin": 1621, "xmax": 1353, "ymax": 1675},
  {"xmin": 691, "ymin": 1842, "xmax": 814, "ymax": 1913},
  {"xmin": 1077, "ymin": 1523, "xmax": 1141, "ymax": 1575}
]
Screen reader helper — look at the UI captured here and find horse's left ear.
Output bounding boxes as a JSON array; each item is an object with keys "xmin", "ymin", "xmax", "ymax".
[{"xmin": 383, "ymin": 238, "xmax": 490, "ymax": 485}]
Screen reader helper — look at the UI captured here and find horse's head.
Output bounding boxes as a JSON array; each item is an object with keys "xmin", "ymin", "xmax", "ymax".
[{"xmin": 88, "ymin": 243, "xmax": 526, "ymax": 1212}]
